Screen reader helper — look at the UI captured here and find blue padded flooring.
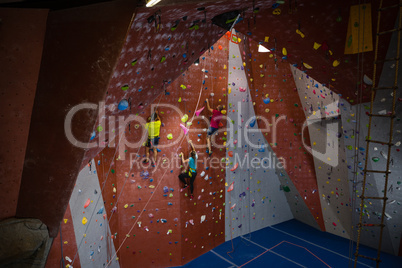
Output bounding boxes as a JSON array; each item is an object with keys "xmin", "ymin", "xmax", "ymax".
[{"xmin": 172, "ymin": 219, "xmax": 402, "ymax": 268}]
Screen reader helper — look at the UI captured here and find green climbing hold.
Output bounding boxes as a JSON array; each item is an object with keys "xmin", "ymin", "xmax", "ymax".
[
  {"xmin": 160, "ymin": 56, "xmax": 166, "ymax": 63},
  {"xmin": 97, "ymin": 125, "xmax": 103, "ymax": 132},
  {"xmin": 131, "ymin": 60, "xmax": 138, "ymax": 66},
  {"xmin": 347, "ymin": 35, "xmax": 353, "ymax": 47},
  {"xmin": 294, "ymin": 103, "xmax": 299, "ymax": 107},
  {"xmin": 226, "ymin": 18, "xmax": 237, "ymax": 24},
  {"xmin": 372, "ymin": 157, "xmax": 380, "ymax": 162},
  {"xmin": 121, "ymin": 85, "xmax": 129, "ymax": 91},
  {"xmin": 111, "ymin": 169, "xmax": 115, "ymax": 174},
  {"xmin": 283, "ymin": 186, "xmax": 291, "ymax": 192},
  {"xmin": 347, "ymin": 145, "xmax": 353, "ymax": 150}
]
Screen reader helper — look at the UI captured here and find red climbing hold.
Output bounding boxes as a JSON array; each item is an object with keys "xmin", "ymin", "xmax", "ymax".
[
  {"xmin": 230, "ymin": 163, "xmax": 239, "ymax": 171},
  {"xmin": 84, "ymin": 198, "xmax": 90, "ymax": 208}
]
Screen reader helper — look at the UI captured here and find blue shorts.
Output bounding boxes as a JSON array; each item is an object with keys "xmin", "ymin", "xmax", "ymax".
[
  {"xmin": 146, "ymin": 137, "xmax": 160, "ymax": 148},
  {"xmin": 207, "ymin": 127, "xmax": 219, "ymax": 136}
]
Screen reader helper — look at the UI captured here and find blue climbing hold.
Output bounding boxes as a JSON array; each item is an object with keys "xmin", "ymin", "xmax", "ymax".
[
  {"xmin": 90, "ymin": 131, "xmax": 96, "ymax": 140},
  {"xmin": 250, "ymin": 117, "xmax": 257, "ymax": 128},
  {"xmin": 118, "ymin": 99, "xmax": 129, "ymax": 111},
  {"xmin": 263, "ymin": 98, "xmax": 270, "ymax": 104}
]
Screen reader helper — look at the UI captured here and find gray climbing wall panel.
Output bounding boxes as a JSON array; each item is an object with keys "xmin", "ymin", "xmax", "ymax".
[
  {"xmin": 224, "ymin": 31, "xmax": 294, "ymax": 241},
  {"xmin": 69, "ymin": 160, "xmax": 119, "ymax": 267},
  {"xmin": 292, "ymin": 66, "xmax": 352, "ymax": 239}
]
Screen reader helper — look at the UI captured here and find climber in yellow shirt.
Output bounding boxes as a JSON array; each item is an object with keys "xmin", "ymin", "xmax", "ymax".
[{"xmin": 144, "ymin": 110, "xmax": 161, "ymax": 165}]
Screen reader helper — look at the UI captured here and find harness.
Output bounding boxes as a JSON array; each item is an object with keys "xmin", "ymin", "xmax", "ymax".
[{"xmin": 188, "ymin": 167, "xmax": 196, "ymax": 177}]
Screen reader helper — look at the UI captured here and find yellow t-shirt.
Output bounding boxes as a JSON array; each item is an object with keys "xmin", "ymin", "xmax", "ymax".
[{"xmin": 145, "ymin": 120, "xmax": 161, "ymax": 138}]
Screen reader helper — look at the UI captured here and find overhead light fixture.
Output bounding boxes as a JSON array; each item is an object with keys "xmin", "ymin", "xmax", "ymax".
[
  {"xmin": 146, "ymin": 0, "xmax": 163, "ymax": 7},
  {"xmin": 194, "ymin": 58, "xmax": 200, "ymax": 66},
  {"xmin": 258, "ymin": 44, "xmax": 270, "ymax": 53}
]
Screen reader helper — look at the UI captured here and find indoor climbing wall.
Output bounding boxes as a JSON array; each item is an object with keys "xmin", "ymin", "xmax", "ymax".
[
  {"xmin": 237, "ymin": 33, "xmax": 324, "ymax": 230},
  {"xmin": 231, "ymin": 0, "xmax": 397, "ymax": 104},
  {"xmin": 178, "ymin": 40, "xmax": 228, "ymax": 262},
  {"xmin": 83, "ymin": 0, "xmax": 257, "ymax": 166},
  {"xmin": 89, "ymin": 36, "xmax": 229, "ymax": 267},
  {"xmin": 291, "ymin": 66, "xmax": 352, "ymax": 239},
  {"xmin": 225, "ymin": 32, "xmax": 294, "ymax": 240},
  {"xmin": 339, "ymin": 23, "xmax": 402, "ymax": 255},
  {"xmin": 69, "ymin": 160, "xmax": 119, "ymax": 268},
  {"xmin": 83, "ymin": 0, "xmax": 399, "ymax": 165}
]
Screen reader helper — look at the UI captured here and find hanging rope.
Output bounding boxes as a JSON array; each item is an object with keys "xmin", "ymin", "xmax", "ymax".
[
  {"xmin": 348, "ymin": 0, "xmax": 366, "ymax": 266},
  {"xmin": 71, "ymin": 88, "xmax": 165, "ymax": 266},
  {"xmin": 105, "ymin": 59, "xmax": 207, "ymax": 267}
]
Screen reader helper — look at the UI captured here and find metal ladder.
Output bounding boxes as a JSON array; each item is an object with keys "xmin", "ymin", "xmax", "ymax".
[{"xmin": 354, "ymin": 1, "xmax": 401, "ymax": 267}]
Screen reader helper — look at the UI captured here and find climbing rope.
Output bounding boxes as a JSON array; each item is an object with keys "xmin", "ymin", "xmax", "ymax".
[
  {"xmin": 105, "ymin": 58, "xmax": 207, "ymax": 267},
  {"xmin": 348, "ymin": 0, "xmax": 367, "ymax": 266},
  {"xmin": 70, "ymin": 88, "xmax": 164, "ymax": 266}
]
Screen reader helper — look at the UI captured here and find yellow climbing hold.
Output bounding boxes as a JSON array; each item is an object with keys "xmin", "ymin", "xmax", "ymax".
[
  {"xmin": 296, "ymin": 29, "xmax": 305, "ymax": 38},
  {"xmin": 243, "ymin": 62, "xmax": 246, "ymax": 66},
  {"xmin": 221, "ymin": 110, "xmax": 227, "ymax": 115},
  {"xmin": 313, "ymin": 42, "xmax": 321, "ymax": 50},
  {"xmin": 124, "ymin": 204, "xmax": 128, "ymax": 209},
  {"xmin": 333, "ymin": 60, "xmax": 340, "ymax": 67},
  {"xmin": 178, "ymin": 97, "xmax": 182, "ymax": 102},
  {"xmin": 264, "ymin": 36, "xmax": 269, "ymax": 42},
  {"xmin": 181, "ymin": 114, "xmax": 188, "ymax": 123},
  {"xmin": 303, "ymin": 62, "xmax": 313, "ymax": 69},
  {"xmin": 82, "ymin": 217, "xmax": 88, "ymax": 225},
  {"xmin": 224, "ymin": 64, "xmax": 227, "ymax": 69},
  {"xmin": 282, "ymin": 47, "xmax": 287, "ymax": 56}
]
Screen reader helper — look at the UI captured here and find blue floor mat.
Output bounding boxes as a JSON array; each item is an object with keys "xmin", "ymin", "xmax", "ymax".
[{"xmin": 172, "ymin": 219, "xmax": 402, "ymax": 268}]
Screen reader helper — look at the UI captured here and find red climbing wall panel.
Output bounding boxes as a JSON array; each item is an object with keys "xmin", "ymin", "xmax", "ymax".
[
  {"xmin": 0, "ymin": 8, "xmax": 48, "ymax": 221},
  {"xmin": 16, "ymin": 0, "xmax": 137, "ymax": 237},
  {"xmin": 93, "ymin": 36, "xmax": 229, "ymax": 267},
  {"xmin": 179, "ymin": 37, "xmax": 228, "ymax": 263},
  {"xmin": 233, "ymin": 0, "xmax": 398, "ymax": 104},
  {"xmin": 238, "ymin": 35, "xmax": 325, "ymax": 230}
]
